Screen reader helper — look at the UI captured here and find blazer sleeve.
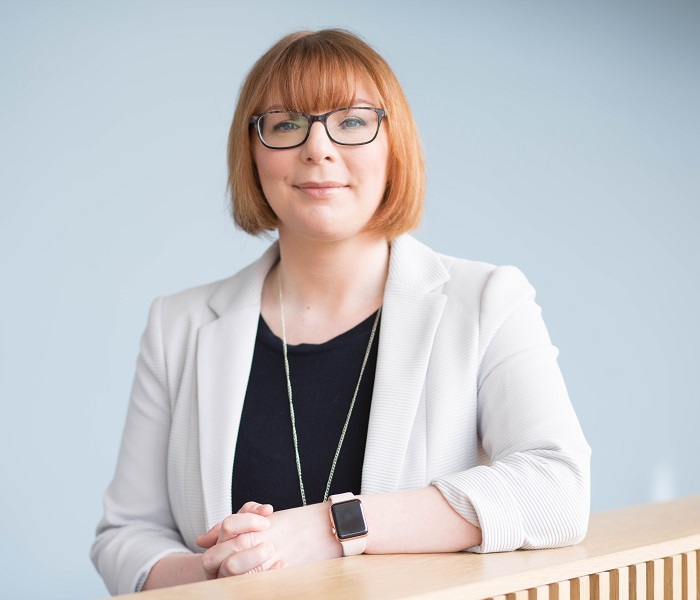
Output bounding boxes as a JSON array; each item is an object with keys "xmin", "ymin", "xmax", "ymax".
[
  {"xmin": 432, "ymin": 265, "xmax": 591, "ymax": 553},
  {"xmin": 91, "ymin": 297, "xmax": 192, "ymax": 595}
]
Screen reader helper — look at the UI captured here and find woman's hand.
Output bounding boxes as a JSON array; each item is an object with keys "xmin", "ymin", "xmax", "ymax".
[
  {"xmin": 196, "ymin": 502, "xmax": 286, "ymax": 578},
  {"xmin": 201, "ymin": 502, "xmax": 342, "ymax": 571},
  {"xmin": 252, "ymin": 502, "xmax": 343, "ymax": 567}
]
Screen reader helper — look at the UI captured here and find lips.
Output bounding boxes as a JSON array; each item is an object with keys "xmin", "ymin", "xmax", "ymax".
[
  {"xmin": 294, "ymin": 181, "xmax": 348, "ymax": 198},
  {"xmin": 296, "ymin": 181, "xmax": 347, "ymax": 189}
]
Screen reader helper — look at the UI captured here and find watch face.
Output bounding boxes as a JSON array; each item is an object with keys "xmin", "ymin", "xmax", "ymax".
[{"xmin": 331, "ymin": 499, "xmax": 368, "ymax": 540}]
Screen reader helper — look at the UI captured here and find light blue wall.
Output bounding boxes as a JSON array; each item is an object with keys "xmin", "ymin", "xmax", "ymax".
[{"xmin": 1, "ymin": 1, "xmax": 698, "ymax": 598}]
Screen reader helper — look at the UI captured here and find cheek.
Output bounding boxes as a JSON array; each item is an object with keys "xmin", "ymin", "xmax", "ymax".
[
  {"xmin": 349, "ymin": 137, "xmax": 389, "ymax": 181},
  {"xmin": 351, "ymin": 152, "xmax": 389, "ymax": 194},
  {"xmin": 253, "ymin": 150, "xmax": 287, "ymax": 191}
]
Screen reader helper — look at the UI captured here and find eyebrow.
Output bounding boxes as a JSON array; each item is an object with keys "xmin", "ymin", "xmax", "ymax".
[{"xmin": 260, "ymin": 99, "xmax": 378, "ymax": 113}]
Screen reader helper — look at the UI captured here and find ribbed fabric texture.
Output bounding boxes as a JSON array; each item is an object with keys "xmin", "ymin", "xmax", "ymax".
[{"xmin": 91, "ymin": 235, "xmax": 590, "ymax": 595}]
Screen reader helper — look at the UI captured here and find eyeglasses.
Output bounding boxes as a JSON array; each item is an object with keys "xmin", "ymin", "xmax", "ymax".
[{"xmin": 250, "ymin": 107, "xmax": 387, "ymax": 149}]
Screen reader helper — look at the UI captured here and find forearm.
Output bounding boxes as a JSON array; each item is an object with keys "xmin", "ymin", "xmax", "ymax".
[
  {"xmin": 142, "ymin": 553, "xmax": 205, "ymax": 590},
  {"xmin": 145, "ymin": 485, "xmax": 482, "ymax": 589},
  {"xmin": 359, "ymin": 485, "xmax": 481, "ymax": 554},
  {"xmin": 260, "ymin": 486, "xmax": 479, "ymax": 566}
]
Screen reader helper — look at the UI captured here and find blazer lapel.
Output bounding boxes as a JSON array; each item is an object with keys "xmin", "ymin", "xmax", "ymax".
[
  {"xmin": 362, "ymin": 235, "xmax": 450, "ymax": 493},
  {"xmin": 197, "ymin": 243, "xmax": 280, "ymax": 528}
]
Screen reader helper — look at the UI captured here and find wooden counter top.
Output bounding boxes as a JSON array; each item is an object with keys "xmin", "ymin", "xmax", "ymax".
[{"xmin": 108, "ymin": 495, "xmax": 700, "ymax": 599}]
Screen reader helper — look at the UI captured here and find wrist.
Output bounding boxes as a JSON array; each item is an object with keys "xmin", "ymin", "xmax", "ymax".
[
  {"xmin": 357, "ymin": 494, "xmax": 374, "ymax": 553},
  {"xmin": 142, "ymin": 553, "xmax": 206, "ymax": 590},
  {"xmin": 329, "ymin": 493, "xmax": 368, "ymax": 556},
  {"xmin": 266, "ymin": 503, "xmax": 343, "ymax": 565},
  {"xmin": 316, "ymin": 501, "xmax": 346, "ymax": 560}
]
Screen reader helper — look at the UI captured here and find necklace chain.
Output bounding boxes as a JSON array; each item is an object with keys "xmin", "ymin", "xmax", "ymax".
[{"xmin": 278, "ymin": 274, "xmax": 381, "ymax": 505}]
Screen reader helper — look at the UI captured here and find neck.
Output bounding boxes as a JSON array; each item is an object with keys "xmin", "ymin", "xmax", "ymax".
[
  {"xmin": 262, "ymin": 231, "xmax": 390, "ymax": 344},
  {"xmin": 278, "ymin": 230, "xmax": 390, "ymax": 309}
]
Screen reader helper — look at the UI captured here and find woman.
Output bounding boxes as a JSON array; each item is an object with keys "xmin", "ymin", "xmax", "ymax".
[{"xmin": 92, "ymin": 29, "xmax": 591, "ymax": 595}]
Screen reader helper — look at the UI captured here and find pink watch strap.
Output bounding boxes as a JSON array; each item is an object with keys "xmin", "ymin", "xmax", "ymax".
[{"xmin": 329, "ymin": 493, "xmax": 367, "ymax": 556}]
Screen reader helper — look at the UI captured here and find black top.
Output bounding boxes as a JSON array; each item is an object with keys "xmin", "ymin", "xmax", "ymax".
[{"xmin": 231, "ymin": 311, "xmax": 380, "ymax": 512}]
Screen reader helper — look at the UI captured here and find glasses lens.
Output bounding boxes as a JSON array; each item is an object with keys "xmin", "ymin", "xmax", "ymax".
[
  {"xmin": 258, "ymin": 112, "xmax": 309, "ymax": 148},
  {"xmin": 327, "ymin": 108, "xmax": 380, "ymax": 145}
]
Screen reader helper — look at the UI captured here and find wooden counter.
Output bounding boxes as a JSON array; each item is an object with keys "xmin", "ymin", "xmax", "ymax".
[{"xmin": 108, "ymin": 495, "xmax": 700, "ymax": 599}]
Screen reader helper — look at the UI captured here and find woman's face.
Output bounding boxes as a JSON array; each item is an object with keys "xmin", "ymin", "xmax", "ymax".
[{"xmin": 252, "ymin": 80, "xmax": 390, "ymax": 244}]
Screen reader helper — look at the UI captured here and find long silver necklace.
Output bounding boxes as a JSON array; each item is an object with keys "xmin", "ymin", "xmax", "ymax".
[{"xmin": 278, "ymin": 274, "xmax": 381, "ymax": 505}]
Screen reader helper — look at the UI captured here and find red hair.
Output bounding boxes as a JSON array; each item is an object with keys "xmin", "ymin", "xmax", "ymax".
[{"xmin": 227, "ymin": 29, "xmax": 425, "ymax": 239}]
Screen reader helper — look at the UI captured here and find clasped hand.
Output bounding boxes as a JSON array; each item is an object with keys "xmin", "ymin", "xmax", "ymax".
[
  {"xmin": 195, "ymin": 501, "xmax": 284, "ymax": 578},
  {"xmin": 196, "ymin": 500, "xmax": 340, "ymax": 579}
]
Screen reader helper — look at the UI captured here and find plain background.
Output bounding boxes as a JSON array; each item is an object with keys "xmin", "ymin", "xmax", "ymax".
[{"xmin": 1, "ymin": 1, "xmax": 698, "ymax": 598}]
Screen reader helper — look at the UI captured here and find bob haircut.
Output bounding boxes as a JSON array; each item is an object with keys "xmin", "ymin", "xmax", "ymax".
[{"xmin": 227, "ymin": 29, "xmax": 425, "ymax": 239}]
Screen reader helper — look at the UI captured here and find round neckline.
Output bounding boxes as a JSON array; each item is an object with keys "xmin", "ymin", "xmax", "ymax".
[{"xmin": 258, "ymin": 310, "xmax": 381, "ymax": 355}]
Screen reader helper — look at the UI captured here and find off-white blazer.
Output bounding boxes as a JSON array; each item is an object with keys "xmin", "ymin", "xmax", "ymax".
[{"xmin": 92, "ymin": 235, "xmax": 591, "ymax": 595}]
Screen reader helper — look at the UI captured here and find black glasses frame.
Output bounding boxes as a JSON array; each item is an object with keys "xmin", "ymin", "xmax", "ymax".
[{"xmin": 250, "ymin": 107, "xmax": 387, "ymax": 149}]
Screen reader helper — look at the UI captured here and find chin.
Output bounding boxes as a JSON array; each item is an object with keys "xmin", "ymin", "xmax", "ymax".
[
  {"xmin": 283, "ymin": 222, "xmax": 369, "ymax": 245},
  {"xmin": 302, "ymin": 229, "xmax": 359, "ymax": 244},
  {"xmin": 281, "ymin": 213, "xmax": 365, "ymax": 243}
]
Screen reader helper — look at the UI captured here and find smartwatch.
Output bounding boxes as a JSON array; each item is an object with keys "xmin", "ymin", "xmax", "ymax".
[{"xmin": 328, "ymin": 492, "xmax": 368, "ymax": 556}]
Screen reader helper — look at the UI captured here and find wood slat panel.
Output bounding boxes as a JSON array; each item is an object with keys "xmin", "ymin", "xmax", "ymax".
[
  {"xmin": 593, "ymin": 571, "xmax": 611, "ymax": 600},
  {"xmin": 529, "ymin": 585, "xmax": 550, "ymax": 600},
  {"xmin": 507, "ymin": 591, "xmax": 529, "ymax": 600},
  {"xmin": 631, "ymin": 563, "xmax": 648, "ymax": 600},
  {"xmin": 665, "ymin": 555, "xmax": 682, "ymax": 600},
  {"xmin": 550, "ymin": 579, "xmax": 572, "ymax": 600},
  {"xmin": 681, "ymin": 552, "xmax": 697, "ymax": 600},
  {"xmin": 571, "ymin": 575, "xmax": 591, "ymax": 600},
  {"xmin": 648, "ymin": 559, "xmax": 665, "ymax": 600},
  {"xmin": 611, "ymin": 567, "xmax": 630, "ymax": 600}
]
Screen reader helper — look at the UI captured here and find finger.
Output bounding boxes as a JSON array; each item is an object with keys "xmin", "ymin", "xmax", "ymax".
[
  {"xmin": 237, "ymin": 502, "xmax": 273, "ymax": 516},
  {"xmin": 196, "ymin": 522, "xmax": 221, "ymax": 549},
  {"xmin": 218, "ymin": 542, "xmax": 275, "ymax": 578},
  {"xmin": 251, "ymin": 556, "xmax": 286, "ymax": 574},
  {"xmin": 237, "ymin": 501, "xmax": 261, "ymax": 514},
  {"xmin": 196, "ymin": 511, "xmax": 271, "ymax": 549},
  {"xmin": 201, "ymin": 536, "xmax": 263, "ymax": 579},
  {"xmin": 217, "ymin": 513, "xmax": 270, "ymax": 544}
]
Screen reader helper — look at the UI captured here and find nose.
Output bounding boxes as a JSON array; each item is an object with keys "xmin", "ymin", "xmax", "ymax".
[{"xmin": 300, "ymin": 121, "xmax": 336, "ymax": 164}]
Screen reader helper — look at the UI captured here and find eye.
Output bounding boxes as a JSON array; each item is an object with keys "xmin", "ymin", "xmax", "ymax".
[
  {"xmin": 266, "ymin": 112, "xmax": 308, "ymax": 134},
  {"xmin": 272, "ymin": 120, "xmax": 302, "ymax": 132},
  {"xmin": 339, "ymin": 116, "xmax": 367, "ymax": 129}
]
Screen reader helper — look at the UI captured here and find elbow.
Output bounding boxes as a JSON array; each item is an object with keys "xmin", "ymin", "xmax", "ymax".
[
  {"xmin": 524, "ymin": 447, "xmax": 591, "ymax": 549},
  {"xmin": 564, "ymin": 446, "xmax": 591, "ymax": 545},
  {"xmin": 568, "ymin": 482, "xmax": 591, "ymax": 545},
  {"xmin": 569, "ymin": 484, "xmax": 591, "ymax": 545},
  {"xmin": 521, "ymin": 492, "xmax": 590, "ymax": 549},
  {"xmin": 553, "ymin": 496, "xmax": 590, "ymax": 547}
]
